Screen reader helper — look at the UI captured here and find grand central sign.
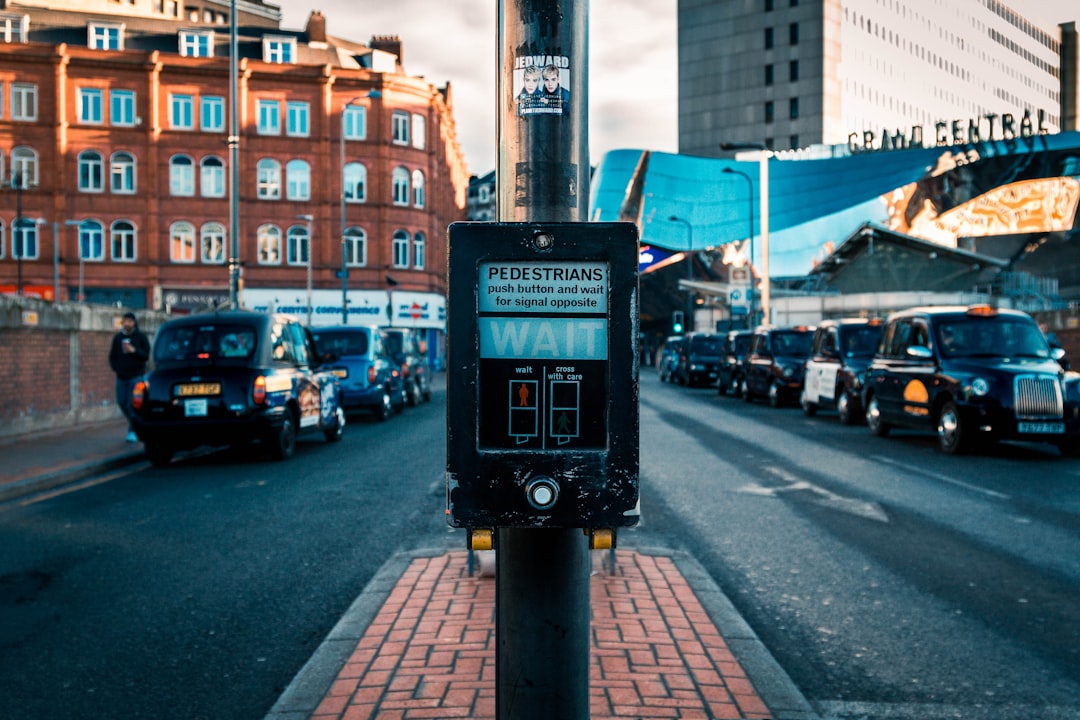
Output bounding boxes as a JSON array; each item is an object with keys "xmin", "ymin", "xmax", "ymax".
[{"xmin": 848, "ymin": 108, "xmax": 1050, "ymax": 154}]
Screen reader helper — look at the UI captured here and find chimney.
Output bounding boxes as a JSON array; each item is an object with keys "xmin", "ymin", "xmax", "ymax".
[
  {"xmin": 306, "ymin": 11, "xmax": 327, "ymax": 44},
  {"xmin": 369, "ymin": 35, "xmax": 403, "ymax": 67}
]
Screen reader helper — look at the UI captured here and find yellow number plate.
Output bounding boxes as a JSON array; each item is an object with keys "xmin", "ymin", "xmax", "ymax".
[
  {"xmin": 175, "ymin": 382, "xmax": 221, "ymax": 397},
  {"xmin": 331, "ymin": 368, "xmax": 348, "ymax": 378}
]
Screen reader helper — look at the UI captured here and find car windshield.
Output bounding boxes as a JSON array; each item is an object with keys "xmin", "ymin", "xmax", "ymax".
[
  {"xmin": 690, "ymin": 336, "xmax": 723, "ymax": 354},
  {"xmin": 312, "ymin": 330, "xmax": 369, "ymax": 357},
  {"xmin": 733, "ymin": 336, "xmax": 752, "ymax": 354},
  {"xmin": 772, "ymin": 331, "xmax": 813, "ymax": 357},
  {"xmin": 934, "ymin": 317, "xmax": 1051, "ymax": 358},
  {"xmin": 840, "ymin": 325, "xmax": 884, "ymax": 357},
  {"xmin": 382, "ymin": 331, "xmax": 404, "ymax": 355},
  {"xmin": 154, "ymin": 323, "xmax": 257, "ymax": 363}
]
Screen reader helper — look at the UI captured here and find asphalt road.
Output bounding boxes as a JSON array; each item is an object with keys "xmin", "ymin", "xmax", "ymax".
[{"xmin": 2, "ymin": 371, "xmax": 1078, "ymax": 720}]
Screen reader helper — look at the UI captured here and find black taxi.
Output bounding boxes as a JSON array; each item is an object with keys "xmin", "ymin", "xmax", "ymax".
[
  {"xmin": 863, "ymin": 305, "xmax": 1080, "ymax": 455},
  {"xmin": 131, "ymin": 311, "xmax": 346, "ymax": 465},
  {"xmin": 801, "ymin": 318, "xmax": 884, "ymax": 424},
  {"xmin": 741, "ymin": 324, "xmax": 815, "ymax": 407}
]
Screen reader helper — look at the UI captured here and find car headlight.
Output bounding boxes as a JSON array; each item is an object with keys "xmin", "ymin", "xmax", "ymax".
[
  {"xmin": 970, "ymin": 377, "xmax": 990, "ymax": 396},
  {"xmin": 782, "ymin": 366, "xmax": 794, "ymax": 378}
]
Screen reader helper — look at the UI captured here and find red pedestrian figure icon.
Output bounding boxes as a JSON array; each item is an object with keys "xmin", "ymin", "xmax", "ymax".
[{"xmin": 518, "ymin": 383, "xmax": 530, "ymax": 407}]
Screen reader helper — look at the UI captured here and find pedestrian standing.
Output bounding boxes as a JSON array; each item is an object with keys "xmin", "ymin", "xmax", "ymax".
[{"xmin": 109, "ymin": 311, "xmax": 150, "ymax": 443}]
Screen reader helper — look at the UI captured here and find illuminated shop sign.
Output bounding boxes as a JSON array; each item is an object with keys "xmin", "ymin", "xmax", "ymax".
[{"xmin": 848, "ymin": 109, "xmax": 1050, "ymax": 154}]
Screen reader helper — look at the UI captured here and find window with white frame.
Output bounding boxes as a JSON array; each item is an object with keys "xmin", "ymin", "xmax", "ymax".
[
  {"xmin": 256, "ymin": 158, "xmax": 281, "ymax": 199},
  {"xmin": 391, "ymin": 166, "xmax": 409, "ymax": 205},
  {"xmin": 343, "ymin": 104, "xmax": 366, "ymax": 140},
  {"xmin": 344, "ymin": 162, "xmax": 366, "ymax": 203},
  {"xmin": 0, "ymin": 13, "xmax": 30, "ymax": 43},
  {"xmin": 11, "ymin": 83, "xmax": 37, "ymax": 120},
  {"xmin": 169, "ymin": 221, "xmax": 195, "ymax": 263},
  {"xmin": 111, "ymin": 220, "xmax": 136, "ymax": 261},
  {"xmin": 257, "ymin": 99, "xmax": 280, "ymax": 135},
  {"xmin": 345, "ymin": 227, "xmax": 366, "ymax": 266},
  {"xmin": 79, "ymin": 220, "xmax": 105, "ymax": 262},
  {"xmin": 11, "ymin": 146, "xmax": 37, "ymax": 186},
  {"xmin": 263, "ymin": 36, "xmax": 295, "ymax": 64},
  {"xmin": 411, "ymin": 113, "xmax": 426, "ymax": 150},
  {"xmin": 200, "ymin": 95, "xmax": 224, "ymax": 132},
  {"xmin": 0, "ymin": 220, "xmax": 5, "ymax": 259},
  {"xmin": 110, "ymin": 89, "xmax": 135, "ymax": 126},
  {"xmin": 413, "ymin": 232, "xmax": 426, "ymax": 270},
  {"xmin": 110, "ymin": 152, "xmax": 136, "ymax": 193},
  {"xmin": 77, "ymin": 87, "xmax": 104, "ymax": 124},
  {"xmin": 88, "ymin": 22, "xmax": 123, "ymax": 50},
  {"xmin": 179, "ymin": 29, "xmax": 213, "ymax": 57},
  {"xmin": 391, "ymin": 111, "xmax": 409, "ymax": 145},
  {"xmin": 392, "ymin": 230, "xmax": 409, "ymax": 268},
  {"xmin": 286, "ymin": 101, "xmax": 309, "ymax": 137},
  {"xmin": 285, "ymin": 159, "xmax": 310, "ymax": 200},
  {"xmin": 13, "ymin": 218, "xmax": 40, "ymax": 261},
  {"xmin": 78, "ymin": 150, "xmax": 105, "ymax": 192},
  {"xmin": 200, "ymin": 155, "xmax": 225, "ymax": 197},
  {"xmin": 286, "ymin": 225, "xmax": 308, "ymax": 266},
  {"xmin": 170, "ymin": 93, "xmax": 194, "ymax": 129},
  {"xmin": 257, "ymin": 224, "xmax": 281, "ymax": 264},
  {"xmin": 201, "ymin": 222, "xmax": 225, "ymax": 263},
  {"xmin": 169, "ymin": 154, "xmax": 195, "ymax": 196},
  {"xmin": 411, "ymin": 169, "xmax": 425, "ymax": 208}
]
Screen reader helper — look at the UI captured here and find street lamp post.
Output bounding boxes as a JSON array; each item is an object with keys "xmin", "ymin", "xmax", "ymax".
[
  {"xmin": 721, "ymin": 143, "xmax": 771, "ymax": 324},
  {"xmin": 668, "ymin": 215, "xmax": 694, "ymax": 333},
  {"xmin": 297, "ymin": 214, "xmax": 314, "ymax": 325},
  {"xmin": 65, "ymin": 219, "xmax": 85, "ymax": 303},
  {"xmin": 339, "ymin": 91, "xmax": 381, "ymax": 323},
  {"xmin": 722, "ymin": 166, "xmax": 755, "ymax": 325},
  {"xmin": 12, "ymin": 171, "xmax": 24, "ymax": 296}
]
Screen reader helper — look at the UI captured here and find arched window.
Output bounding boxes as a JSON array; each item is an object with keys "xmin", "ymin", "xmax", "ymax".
[
  {"xmin": 344, "ymin": 162, "xmax": 366, "ymax": 203},
  {"xmin": 257, "ymin": 224, "xmax": 281, "ymax": 264},
  {"xmin": 391, "ymin": 166, "xmax": 409, "ymax": 206},
  {"xmin": 256, "ymin": 158, "xmax": 281, "ymax": 199},
  {"xmin": 77, "ymin": 220, "xmax": 105, "ymax": 262},
  {"xmin": 200, "ymin": 156, "xmax": 225, "ymax": 198},
  {"xmin": 111, "ymin": 219, "xmax": 136, "ymax": 261},
  {"xmin": 344, "ymin": 226, "xmax": 366, "ymax": 266},
  {"xmin": 11, "ymin": 146, "xmax": 38, "ymax": 187},
  {"xmin": 286, "ymin": 224, "xmax": 308, "ymax": 265},
  {"xmin": 413, "ymin": 232, "xmax": 426, "ymax": 270},
  {"xmin": 201, "ymin": 222, "xmax": 226, "ymax": 263},
  {"xmin": 169, "ymin": 221, "xmax": 196, "ymax": 263},
  {"xmin": 411, "ymin": 169, "xmax": 425, "ymax": 208},
  {"xmin": 169, "ymin": 154, "xmax": 195, "ymax": 196},
  {"xmin": 13, "ymin": 217, "xmax": 42, "ymax": 261},
  {"xmin": 78, "ymin": 150, "xmax": 104, "ymax": 192},
  {"xmin": 392, "ymin": 229, "xmax": 409, "ymax": 268},
  {"xmin": 286, "ymin": 159, "xmax": 310, "ymax": 201},
  {"xmin": 110, "ymin": 152, "xmax": 136, "ymax": 194}
]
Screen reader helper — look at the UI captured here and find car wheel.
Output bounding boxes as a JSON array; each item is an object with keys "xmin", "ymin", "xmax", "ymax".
[
  {"xmin": 801, "ymin": 389, "xmax": 817, "ymax": 416},
  {"xmin": 768, "ymin": 381, "xmax": 784, "ymax": 408},
  {"xmin": 865, "ymin": 393, "xmax": 890, "ymax": 437},
  {"xmin": 741, "ymin": 378, "xmax": 753, "ymax": 402},
  {"xmin": 406, "ymin": 380, "xmax": 421, "ymax": 407},
  {"xmin": 145, "ymin": 442, "xmax": 173, "ymax": 467},
  {"xmin": 1055, "ymin": 440, "xmax": 1080, "ymax": 457},
  {"xmin": 324, "ymin": 407, "xmax": 346, "ymax": 442},
  {"xmin": 731, "ymin": 375, "xmax": 742, "ymax": 398},
  {"xmin": 268, "ymin": 408, "xmax": 298, "ymax": 460},
  {"xmin": 717, "ymin": 377, "xmax": 728, "ymax": 396},
  {"xmin": 937, "ymin": 400, "xmax": 974, "ymax": 455},
  {"xmin": 837, "ymin": 392, "xmax": 859, "ymax": 425},
  {"xmin": 422, "ymin": 385, "xmax": 432, "ymax": 402},
  {"xmin": 376, "ymin": 390, "xmax": 392, "ymax": 421}
]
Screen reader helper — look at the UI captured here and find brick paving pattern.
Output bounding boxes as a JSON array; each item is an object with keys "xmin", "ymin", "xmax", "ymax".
[
  {"xmin": 308, "ymin": 548, "xmax": 773, "ymax": 716},
  {"xmin": 309, "ymin": 550, "xmax": 772, "ymax": 720}
]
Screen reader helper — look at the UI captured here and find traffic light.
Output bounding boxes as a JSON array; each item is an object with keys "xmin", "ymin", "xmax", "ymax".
[{"xmin": 672, "ymin": 310, "xmax": 684, "ymax": 334}]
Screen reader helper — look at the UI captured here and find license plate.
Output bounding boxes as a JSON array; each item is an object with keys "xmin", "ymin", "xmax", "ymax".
[
  {"xmin": 331, "ymin": 368, "xmax": 348, "ymax": 378},
  {"xmin": 184, "ymin": 398, "xmax": 209, "ymax": 417},
  {"xmin": 1018, "ymin": 421, "xmax": 1063, "ymax": 434},
  {"xmin": 176, "ymin": 382, "xmax": 221, "ymax": 396}
]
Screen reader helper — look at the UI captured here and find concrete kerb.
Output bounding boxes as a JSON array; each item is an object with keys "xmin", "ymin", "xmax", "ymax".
[
  {"xmin": 264, "ymin": 541, "xmax": 820, "ymax": 720},
  {"xmin": 0, "ymin": 450, "xmax": 147, "ymax": 504}
]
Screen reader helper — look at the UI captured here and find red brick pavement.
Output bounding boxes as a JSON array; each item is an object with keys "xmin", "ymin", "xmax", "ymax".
[{"xmin": 308, "ymin": 550, "xmax": 773, "ymax": 720}]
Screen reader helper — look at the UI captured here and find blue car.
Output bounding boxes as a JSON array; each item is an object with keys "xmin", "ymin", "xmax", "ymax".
[
  {"xmin": 311, "ymin": 325, "xmax": 406, "ymax": 420},
  {"xmin": 131, "ymin": 311, "xmax": 346, "ymax": 466}
]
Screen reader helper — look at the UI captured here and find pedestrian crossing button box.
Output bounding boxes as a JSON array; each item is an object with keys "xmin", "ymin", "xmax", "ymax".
[{"xmin": 446, "ymin": 222, "xmax": 639, "ymax": 529}]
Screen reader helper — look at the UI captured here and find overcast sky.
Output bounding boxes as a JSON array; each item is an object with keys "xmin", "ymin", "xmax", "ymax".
[{"xmin": 279, "ymin": 1, "xmax": 1077, "ymax": 176}]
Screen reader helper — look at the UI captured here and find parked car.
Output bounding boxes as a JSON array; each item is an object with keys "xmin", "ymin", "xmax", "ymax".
[
  {"xmin": 131, "ymin": 311, "xmax": 345, "ymax": 466},
  {"xmin": 741, "ymin": 325, "xmax": 816, "ymax": 407},
  {"xmin": 657, "ymin": 335, "xmax": 684, "ymax": 383},
  {"xmin": 717, "ymin": 330, "xmax": 753, "ymax": 397},
  {"xmin": 862, "ymin": 304, "xmax": 1080, "ymax": 454},
  {"xmin": 675, "ymin": 332, "xmax": 724, "ymax": 387},
  {"xmin": 801, "ymin": 318, "xmax": 885, "ymax": 424},
  {"xmin": 381, "ymin": 327, "xmax": 432, "ymax": 406},
  {"xmin": 311, "ymin": 325, "xmax": 406, "ymax": 420}
]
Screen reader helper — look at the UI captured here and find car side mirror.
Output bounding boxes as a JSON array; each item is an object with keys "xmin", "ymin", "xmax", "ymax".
[
  {"xmin": 907, "ymin": 345, "xmax": 933, "ymax": 360},
  {"xmin": 1053, "ymin": 347, "xmax": 1066, "ymax": 361}
]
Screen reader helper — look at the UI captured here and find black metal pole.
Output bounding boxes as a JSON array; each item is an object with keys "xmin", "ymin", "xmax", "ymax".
[
  {"xmin": 496, "ymin": 1, "xmax": 591, "ymax": 718},
  {"xmin": 14, "ymin": 172, "xmax": 23, "ymax": 296},
  {"xmin": 227, "ymin": 0, "xmax": 240, "ymax": 308}
]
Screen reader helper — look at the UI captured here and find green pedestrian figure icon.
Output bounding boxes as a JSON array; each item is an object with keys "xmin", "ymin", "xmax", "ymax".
[{"xmin": 556, "ymin": 411, "xmax": 574, "ymax": 435}]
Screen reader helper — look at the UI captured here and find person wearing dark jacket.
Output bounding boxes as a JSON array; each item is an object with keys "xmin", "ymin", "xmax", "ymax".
[{"xmin": 109, "ymin": 311, "xmax": 151, "ymax": 442}]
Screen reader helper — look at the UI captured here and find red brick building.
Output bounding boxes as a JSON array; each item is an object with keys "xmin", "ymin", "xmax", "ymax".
[{"xmin": 0, "ymin": 0, "xmax": 469, "ymax": 330}]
